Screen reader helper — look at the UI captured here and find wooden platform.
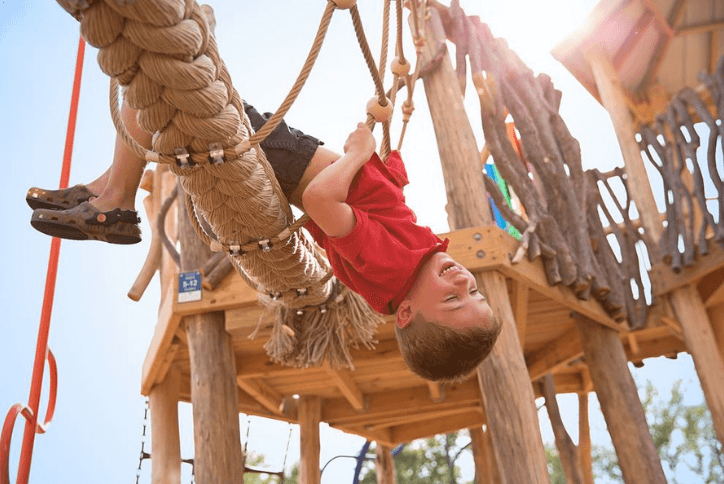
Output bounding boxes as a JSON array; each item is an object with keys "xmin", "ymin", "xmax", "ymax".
[{"xmin": 140, "ymin": 225, "xmax": 687, "ymax": 447}]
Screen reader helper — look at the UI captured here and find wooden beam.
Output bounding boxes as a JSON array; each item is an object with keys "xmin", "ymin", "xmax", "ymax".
[
  {"xmin": 427, "ymin": 382, "xmax": 444, "ymax": 402},
  {"xmin": 366, "ymin": 406, "xmax": 480, "ymax": 431},
  {"xmin": 324, "ymin": 363, "xmax": 365, "ymax": 411},
  {"xmin": 526, "ymin": 328, "xmax": 583, "ymax": 381},
  {"xmin": 390, "ymin": 409, "xmax": 485, "ymax": 444},
  {"xmin": 142, "ymin": 284, "xmax": 183, "ymax": 395},
  {"xmin": 705, "ymin": 276, "xmax": 724, "ymax": 308},
  {"xmin": 643, "ymin": 0, "xmax": 676, "ymax": 37},
  {"xmin": 677, "ymin": 21, "xmax": 724, "ymax": 36},
  {"xmin": 660, "ymin": 316, "xmax": 684, "ymax": 341},
  {"xmin": 155, "ymin": 341, "xmax": 181, "ymax": 389},
  {"xmin": 323, "ymin": 380, "xmax": 481, "ymax": 426},
  {"xmin": 586, "ymin": 50, "xmax": 663, "ymax": 243},
  {"xmin": 612, "ymin": 10, "xmax": 654, "ymax": 70},
  {"xmin": 236, "ymin": 377, "xmax": 284, "ymax": 416},
  {"xmin": 375, "ymin": 444, "xmax": 396, "ymax": 484},
  {"xmin": 149, "ymin": 365, "xmax": 182, "ymax": 484},
  {"xmin": 541, "ymin": 375, "xmax": 584, "ymax": 484},
  {"xmin": 626, "ymin": 332, "xmax": 641, "ymax": 356},
  {"xmin": 494, "ymin": 229, "xmax": 621, "ymax": 331},
  {"xmin": 575, "ymin": 313, "xmax": 667, "ymax": 483},
  {"xmin": 511, "ymin": 280, "xmax": 529, "ymax": 347},
  {"xmin": 649, "ymin": 241, "xmax": 724, "ymax": 296},
  {"xmin": 469, "ymin": 426, "xmax": 500, "ymax": 484},
  {"xmin": 666, "ymin": 0, "xmax": 690, "ymax": 28},
  {"xmin": 343, "ymin": 425, "xmax": 394, "ymax": 448},
  {"xmin": 235, "ymin": 338, "xmax": 401, "ymax": 379},
  {"xmin": 299, "ymin": 396, "xmax": 321, "ymax": 484},
  {"xmin": 708, "ymin": 302, "xmax": 724, "ymax": 361},
  {"xmin": 670, "ymin": 285, "xmax": 724, "ymax": 444},
  {"xmin": 710, "ymin": 31, "xmax": 720, "ymax": 75},
  {"xmin": 578, "ymin": 393, "xmax": 594, "ymax": 484}
]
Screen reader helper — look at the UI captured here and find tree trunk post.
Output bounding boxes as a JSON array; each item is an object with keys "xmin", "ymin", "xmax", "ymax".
[
  {"xmin": 574, "ymin": 313, "xmax": 666, "ymax": 483},
  {"xmin": 299, "ymin": 396, "xmax": 321, "ymax": 484},
  {"xmin": 585, "ymin": 51, "xmax": 662, "ymax": 239},
  {"xmin": 709, "ymin": 302, "xmax": 724, "ymax": 359},
  {"xmin": 416, "ymin": 9, "xmax": 549, "ymax": 483},
  {"xmin": 669, "ymin": 286, "xmax": 724, "ymax": 444},
  {"xmin": 149, "ymin": 364, "xmax": 182, "ymax": 484},
  {"xmin": 469, "ymin": 426, "xmax": 499, "ymax": 484},
  {"xmin": 541, "ymin": 375, "xmax": 584, "ymax": 484},
  {"xmin": 375, "ymin": 443, "xmax": 396, "ymax": 484},
  {"xmin": 578, "ymin": 393, "xmax": 594, "ymax": 484},
  {"xmin": 587, "ymin": 51, "xmax": 724, "ymax": 447},
  {"xmin": 179, "ymin": 189, "xmax": 244, "ymax": 484}
]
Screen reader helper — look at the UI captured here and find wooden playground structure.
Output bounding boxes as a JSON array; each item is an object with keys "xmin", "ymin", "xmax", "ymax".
[{"xmin": 4, "ymin": 0, "xmax": 723, "ymax": 483}]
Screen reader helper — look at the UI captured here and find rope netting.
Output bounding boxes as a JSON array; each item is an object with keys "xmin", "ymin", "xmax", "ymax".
[{"xmin": 56, "ymin": 0, "xmax": 425, "ymax": 368}]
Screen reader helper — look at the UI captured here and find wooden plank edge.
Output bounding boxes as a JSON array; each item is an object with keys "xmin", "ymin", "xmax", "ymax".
[{"xmin": 141, "ymin": 284, "xmax": 182, "ymax": 395}]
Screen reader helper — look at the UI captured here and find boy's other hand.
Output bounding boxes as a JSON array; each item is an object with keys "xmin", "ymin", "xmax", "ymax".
[{"xmin": 343, "ymin": 123, "xmax": 376, "ymax": 162}]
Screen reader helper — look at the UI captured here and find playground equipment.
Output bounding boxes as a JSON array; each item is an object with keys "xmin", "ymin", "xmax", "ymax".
[{"xmin": 3, "ymin": 0, "xmax": 723, "ymax": 483}]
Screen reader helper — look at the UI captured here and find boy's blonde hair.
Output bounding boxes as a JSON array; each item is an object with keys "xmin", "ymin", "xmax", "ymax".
[{"xmin": 394, "ymin": 314, "xmax": 501, "ymax": 382}]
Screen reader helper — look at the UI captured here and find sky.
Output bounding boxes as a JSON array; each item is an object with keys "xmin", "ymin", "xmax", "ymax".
[{"xmin": 0, "ymin": 0, "xmax": 710, "ymax": 483}]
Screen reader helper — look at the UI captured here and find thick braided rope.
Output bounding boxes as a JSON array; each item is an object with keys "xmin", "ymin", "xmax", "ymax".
[{"xmin": 74, "ymin": 0, "xmax": 383, "ymax": 368}]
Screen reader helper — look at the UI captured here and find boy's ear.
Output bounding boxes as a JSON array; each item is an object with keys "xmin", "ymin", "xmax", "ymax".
[{"xmin": 396, "ymin": 300, "xmax": 413, "ymax": 329}]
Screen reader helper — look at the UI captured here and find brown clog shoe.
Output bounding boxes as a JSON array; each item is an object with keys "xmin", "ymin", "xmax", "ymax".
[
  {"xmin": 30, "ymin": 202, "xmax": 141, "ymax": 245},
  {"xmin": 26, "ymin": 184, "xmax": 97, "ymax": 211}
]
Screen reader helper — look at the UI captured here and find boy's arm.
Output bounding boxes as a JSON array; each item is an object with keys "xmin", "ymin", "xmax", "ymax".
[{"xmin": 302, "ymin": 123, "xmax": 376, "ymax": 238}]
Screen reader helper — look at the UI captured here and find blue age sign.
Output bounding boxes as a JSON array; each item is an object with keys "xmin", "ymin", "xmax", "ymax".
[{"xmin": 178, "ymin": 271, "xmax": 202, "ymax": 302}]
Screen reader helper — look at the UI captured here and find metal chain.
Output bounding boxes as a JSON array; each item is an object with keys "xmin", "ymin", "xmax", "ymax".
[{"xmin": 135, "ymin": 398, "xmax": 150, "ymax": 484}]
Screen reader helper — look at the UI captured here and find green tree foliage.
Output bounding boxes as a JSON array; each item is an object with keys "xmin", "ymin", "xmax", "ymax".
[
  {"xmin": 358, "ymin": 433, "xmax": 471, "ymax": 484},
  {"xmin": 591, "ymin": 379, "xmax": 723, "ymax": 484},
  {"xmin": 544, "ymin": 445, "xmax": 566, "ymax": 484},
  {"xmin": 243, "ymin": 452, "xmax": 293, "ymax": 484}
]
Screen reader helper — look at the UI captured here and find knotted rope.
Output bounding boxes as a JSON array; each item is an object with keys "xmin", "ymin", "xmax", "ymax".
[{"xmin": 64, "ymin": 0, "xmax": 386, "ymax": 369}]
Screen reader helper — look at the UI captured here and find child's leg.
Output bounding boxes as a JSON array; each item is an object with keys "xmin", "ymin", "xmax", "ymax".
[{"xmin": 89, "ymin": 102, "xmax": 152, "ymax": 212}]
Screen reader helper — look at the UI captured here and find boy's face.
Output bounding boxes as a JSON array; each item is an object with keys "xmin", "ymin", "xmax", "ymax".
[{"xmin": 397, "ymin": 252, "xmax": 494, "ymax": 330}]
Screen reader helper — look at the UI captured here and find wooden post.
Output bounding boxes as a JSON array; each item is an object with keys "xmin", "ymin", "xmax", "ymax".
[
  {"xmin": 149, "ymin": 365, "xmax": 182, "ymax": 484},
  {"xmin": 375, "ymin": 443, "xmax": 396, "ymax": 484},
  {"xmin": 179, "ymin": 192, "xmax": 244, "ymax": 484},
  {"xmin": 578, "ymin": 393, "xmax": 594, "ymax": 484},
  {"xmin": 574, "ymin": 314, "xmax": 666, "ymax": 484},
  {"xmin": 469, "ymin": 426, "xmax": 499, "ymax": 484},
  {"xmin": 669, "ymin": 286, "xmax": 724, "ymax": 444},
  {"xmin": 587, "ymin": 50, "xmax": 724, "ymax": 446},
  {"xmin": 586, "ymin": 51, "xmax": 662, "ymax": 240},
  {"xmin": 417, "ymin": 9, "xmax": 549, "ymax": 483},
  {"xmin": 540, "ymin": 375, "xmax": 584, "ymax": 484},
  {"xmin": 709, "ymin": 302, "xmax": 724, "ymax": 358},
  {"xmin": 299, "ymin": 396, "xmax": 321, "ymax": 484}
]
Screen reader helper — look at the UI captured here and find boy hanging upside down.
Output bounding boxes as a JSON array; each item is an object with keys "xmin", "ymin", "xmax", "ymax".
[{"xmin": 27, "ymin": 102, "xmax": 501, "ymax": 382}]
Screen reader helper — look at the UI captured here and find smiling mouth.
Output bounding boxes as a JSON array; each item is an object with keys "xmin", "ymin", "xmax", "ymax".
[{"xmin": 439, "ymin": 262, "xmax": 457, "ymax": 277}]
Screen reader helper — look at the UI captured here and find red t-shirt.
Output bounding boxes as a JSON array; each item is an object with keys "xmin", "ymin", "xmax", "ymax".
[{"xmin": 305, "ymin": 151, "xmax": 449, "ymax": 315}]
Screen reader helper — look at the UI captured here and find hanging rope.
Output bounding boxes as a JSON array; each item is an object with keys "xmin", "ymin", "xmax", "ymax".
[
  {"xmin": 348, "ymin": 4, "xmax": 393, "ymax": 156},
  {"xmin": 396, "ymin": 0, "xmax": 428, "ymax": 151}
]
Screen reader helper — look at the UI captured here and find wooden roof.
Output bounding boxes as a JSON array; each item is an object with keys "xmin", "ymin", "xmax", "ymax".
[
  {"xmin": 140, "ymin": 225, "xmax": 690, "ymax": 447},
  {"xmin": 551, "ymin": 0, "xmax": 724, "ymax": 122}
]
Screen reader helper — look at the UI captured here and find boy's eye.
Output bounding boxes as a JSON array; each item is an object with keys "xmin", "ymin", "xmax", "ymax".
[
  {"xmin": 469, "ymin": 288, "xmax": 479, "ymax": 295},
  {"xmin": 444, "ymin": 295, "xmax": 458, "ymax": 302}
]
